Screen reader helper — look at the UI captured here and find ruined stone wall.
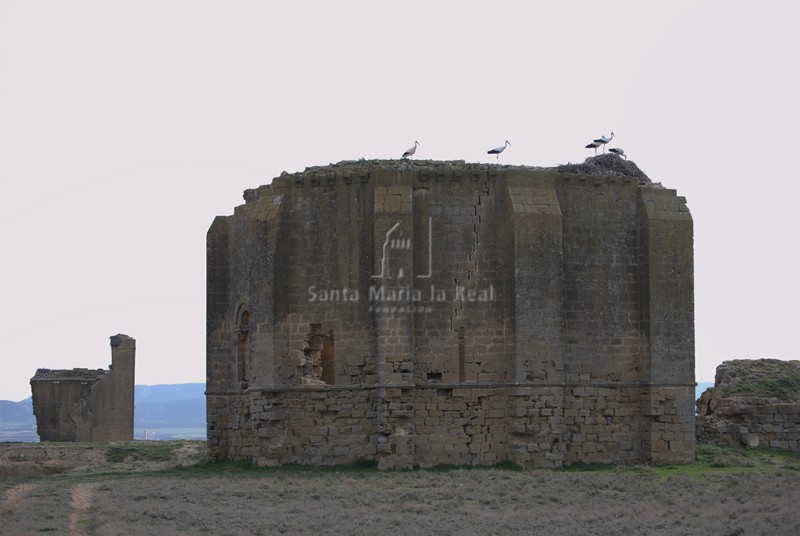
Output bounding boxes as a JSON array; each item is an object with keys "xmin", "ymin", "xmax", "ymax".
[
  {"xmin": 697, "ymin": 401, "xmax": 800, "ymax": 450},
  {"xmin": 30, "ymin": 334, "xmax": 135, "ymax": 442},
  {"xmin": 207, "ymin": 161, "xmax": 695, "ymax": 468},
  {"xmin": 697, "ymin": 359, "xmax": 800, "ymax": 450}
]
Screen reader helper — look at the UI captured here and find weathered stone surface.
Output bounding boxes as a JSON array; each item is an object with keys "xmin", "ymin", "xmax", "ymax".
[
  {"xmin": 30, "ymin": 334, "xmax": 135, "ymax": 442},
  {"xmin": 207, "ymin": 158, "xmax": 695, "ymax": 468},
  {"xmin": 697, "ymin": 359, "xmax": 800, "ymax": 450}
]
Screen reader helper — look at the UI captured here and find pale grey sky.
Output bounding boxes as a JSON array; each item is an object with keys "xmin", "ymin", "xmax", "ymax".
[{"xmin": 1, "ymin": 1, "xmax": 798, "ymax": 401}]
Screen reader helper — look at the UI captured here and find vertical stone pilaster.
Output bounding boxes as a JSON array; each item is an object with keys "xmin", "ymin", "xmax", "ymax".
[
  {"xmin": 206, "ymin": 216, "xmax": 231, "ymax": 393},
  {"xmin": 638, "ymin": 187, "xmax": 695, "ymax": 463},
  {"xmin": 250, "ymin": 191, "xmax": 283, "ymax": 389},
  {"xmin": 372, "ymin": 170, "xmax": 415, "ymax": 469},
  {"xmin": 505, "ymin": 171, "xmax": 565, "ymax": 467},
  {"xmin": 372, "ymin": 173, "xmax": 415, "ymax": 385}
]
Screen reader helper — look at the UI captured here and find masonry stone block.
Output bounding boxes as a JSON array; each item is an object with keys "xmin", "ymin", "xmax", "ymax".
[{"xmin": 207, "ymin": 159, "xmax": 695, "ymax": 468}]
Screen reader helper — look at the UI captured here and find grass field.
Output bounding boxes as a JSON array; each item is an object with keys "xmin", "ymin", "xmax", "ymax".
[{"xmin": 1, "ymin": 442, "xmax": 799, "ymax": 535}]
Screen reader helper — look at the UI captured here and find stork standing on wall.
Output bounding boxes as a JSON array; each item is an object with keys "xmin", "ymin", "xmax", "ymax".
[
  {"xmin": 592, "ymin": 132, "xmax": 614, "ymax": 153},
  {"xmin": 608, "ymin": 147, "xmax": 626, "ymax": 160},
  {"xmin": 402, "ymin": 141, "xmax": 419, "ymax": 159},
  {"xmin": 487, "ymin": 140, "xmax": 510, "ymax": 161}
]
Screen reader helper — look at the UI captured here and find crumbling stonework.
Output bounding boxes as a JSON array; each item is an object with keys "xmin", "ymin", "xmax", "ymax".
[
  {"xmin": 207, "ymin": 158, "xmax": 695, "ymax": 468},
  {"xmin": 30, "ymin": 334, "xmax": 135, "ymax": 442},
  {"xmin": 697, "ymin": 359, "xmax": 800, "ymax": 450}
]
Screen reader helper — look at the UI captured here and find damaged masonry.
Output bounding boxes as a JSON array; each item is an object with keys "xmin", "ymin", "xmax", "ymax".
[
  {"xmin": 206, "ymin": 157, "xmax": 695, "ymax": 469},
  {"xmin": 30, "ymin": 334, "xmax": 135, "ymax": 442}
]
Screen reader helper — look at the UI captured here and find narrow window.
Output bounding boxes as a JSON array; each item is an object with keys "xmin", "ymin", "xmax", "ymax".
[{"xmin": 237, "ymin": 309, "xmax": 250, "ymax": 386}]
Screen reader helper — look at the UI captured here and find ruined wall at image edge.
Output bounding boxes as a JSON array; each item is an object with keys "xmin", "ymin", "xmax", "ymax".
[
  {"xmin": 206, "ymin": 165, "xmax": 694, "ymax": 468},
  {"xmin": 697, "ymin": 360, "xmax": 800, "ymax": 450}
]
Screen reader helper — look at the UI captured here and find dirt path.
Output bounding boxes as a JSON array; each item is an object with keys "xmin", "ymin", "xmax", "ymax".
[
  {"xmin": 0, "ymin": 482, "xmax": 39, "ymax": 515},
  {"xmin": 0, "ymin": 442, "xmax": 204, "ymax": 533},
  {"xmin": 67, "ymin": 483, "xmax": 95, "ymax": 536}
]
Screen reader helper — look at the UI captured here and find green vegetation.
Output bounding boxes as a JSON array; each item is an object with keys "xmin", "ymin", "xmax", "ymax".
[
  {"xmin": 168, "ymin": 444, "xmax": 800, "ymax": 480},
  {"xmin": 105, "ymin": 442, "xmax": 181, "ymax": 463},
  {"xmin": 697, "ymin": 443, "xmax": 800, "ymax": 471},
  {"xmin": 720, "ymin": 371, "xmax": 800, "ymax": 400},
  {"xmin": 560, "ymin": 444, "xmax": 800, "ymax": 479}
]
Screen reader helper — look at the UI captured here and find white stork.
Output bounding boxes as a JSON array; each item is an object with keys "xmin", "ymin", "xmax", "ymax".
[
  {"xmin": 487, "ymin": 140, "xmax": 510, "ymax": 161},
  {"xmin": 592, "ymin": 132, "xmax": 615, "ymax": 153},
  {"xmin": 402, "ymin": 141, "xmax": 419, "ymax": 159},
  {"xmin": 585, "ymin": 141, "xmax": 602, "ymax": 155},
  {"xmin": 608, "ymin": 147, "xmax": 626, "ymax": 160}
]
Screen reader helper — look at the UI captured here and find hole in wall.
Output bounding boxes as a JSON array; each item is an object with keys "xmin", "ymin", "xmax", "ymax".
[{"xmin": 305, "ymin": 323, "xmax": 335, "ymax": 385}]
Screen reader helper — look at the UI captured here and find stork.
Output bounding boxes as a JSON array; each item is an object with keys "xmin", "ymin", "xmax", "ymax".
[
  {"xmin": 592, "ymin": 132, "xmax": 615, "ymax": 153},
  {"xmin": 487, "ymin": 140, "xmax": 510, "ymax": 161},
  {"xmin": 608, "ymin": 147, "xmax": 626, "ymax": 160},
  {"xmin": 402, "ymin": 141, "xmax": 419, "ymax": 159},
  {"xmin": 585, "ymin": 141, "xmax": 602, "ymax": 155}
]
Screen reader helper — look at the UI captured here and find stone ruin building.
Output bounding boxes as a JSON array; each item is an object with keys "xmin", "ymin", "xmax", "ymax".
[
  {"xmin": 697, "ymin": 359, "xmax": 800, "ymax": 450},
  {"xmin": 206, "ymin": 156, "xmax": 696, "ymax": 469},
  {"xmin": 30, "ymin": 334, "xmax": 135, "ymax": 441}
]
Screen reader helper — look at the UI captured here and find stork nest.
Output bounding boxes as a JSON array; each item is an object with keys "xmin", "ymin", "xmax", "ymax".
[
  {"xmin": 274, "ymin": 154, "xmax": 654, "ymax": 185},
  {"xmin": 555, "ymin": 154, "xmax": 651, "ymax": 184}
]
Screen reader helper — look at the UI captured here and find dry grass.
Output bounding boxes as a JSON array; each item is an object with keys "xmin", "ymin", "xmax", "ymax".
[
  {"xmin": 67, "ymin": 484, "xmax": 96, "ymax": 536},
  {"xmin": 1, "ymin": 443, "xmax": 799, "ymax": 535}
]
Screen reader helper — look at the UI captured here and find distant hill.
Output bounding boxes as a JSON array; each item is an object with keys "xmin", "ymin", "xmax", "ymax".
[
  {"xmin": 0, "ymin": 398, "xmax": 36, "ymax": 442},
  {"xmin": 134, "ymin": 383, "xmax": 206, "ymax": 439},
  {"xmin": 135, "ymin": 398, "xmax": 205, "ymax": 427},
  {"xmin": 0, "ymin": 398, "xmax": 33, "ymax": 423},
  {"xmin": 0, "ymin": 383, "xmax": 206, "ymax": 442},
  {"xmin": 135, "ymin": 383, "xmax": 205, "ymax": 404}
]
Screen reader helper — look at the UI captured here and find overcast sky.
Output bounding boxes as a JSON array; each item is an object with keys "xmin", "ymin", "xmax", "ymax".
[{"xmin": 1, "ymin": 1, "xmax": 798, "ymax": 402}]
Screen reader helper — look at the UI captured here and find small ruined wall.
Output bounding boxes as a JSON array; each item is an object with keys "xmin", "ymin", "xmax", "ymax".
[
  {"xmin": 30, "ymin": 334, "xmax": 135, "ymax": 442},
  {"xmin": 207, "ymin": 159, "xmax": 695, "ymax": 468},
  {"xmin": 697, "ymin": 359, "xmax": 800, "ymax": 450},
  {"xmin": 697, "ymin": 401, "xmax": 800, "ymax": 450}
]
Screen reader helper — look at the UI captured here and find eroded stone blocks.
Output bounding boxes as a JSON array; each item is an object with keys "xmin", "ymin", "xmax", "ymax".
[{"xmin": 207, "ymin": 160, "xmax": 695, "ymax": 468}]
